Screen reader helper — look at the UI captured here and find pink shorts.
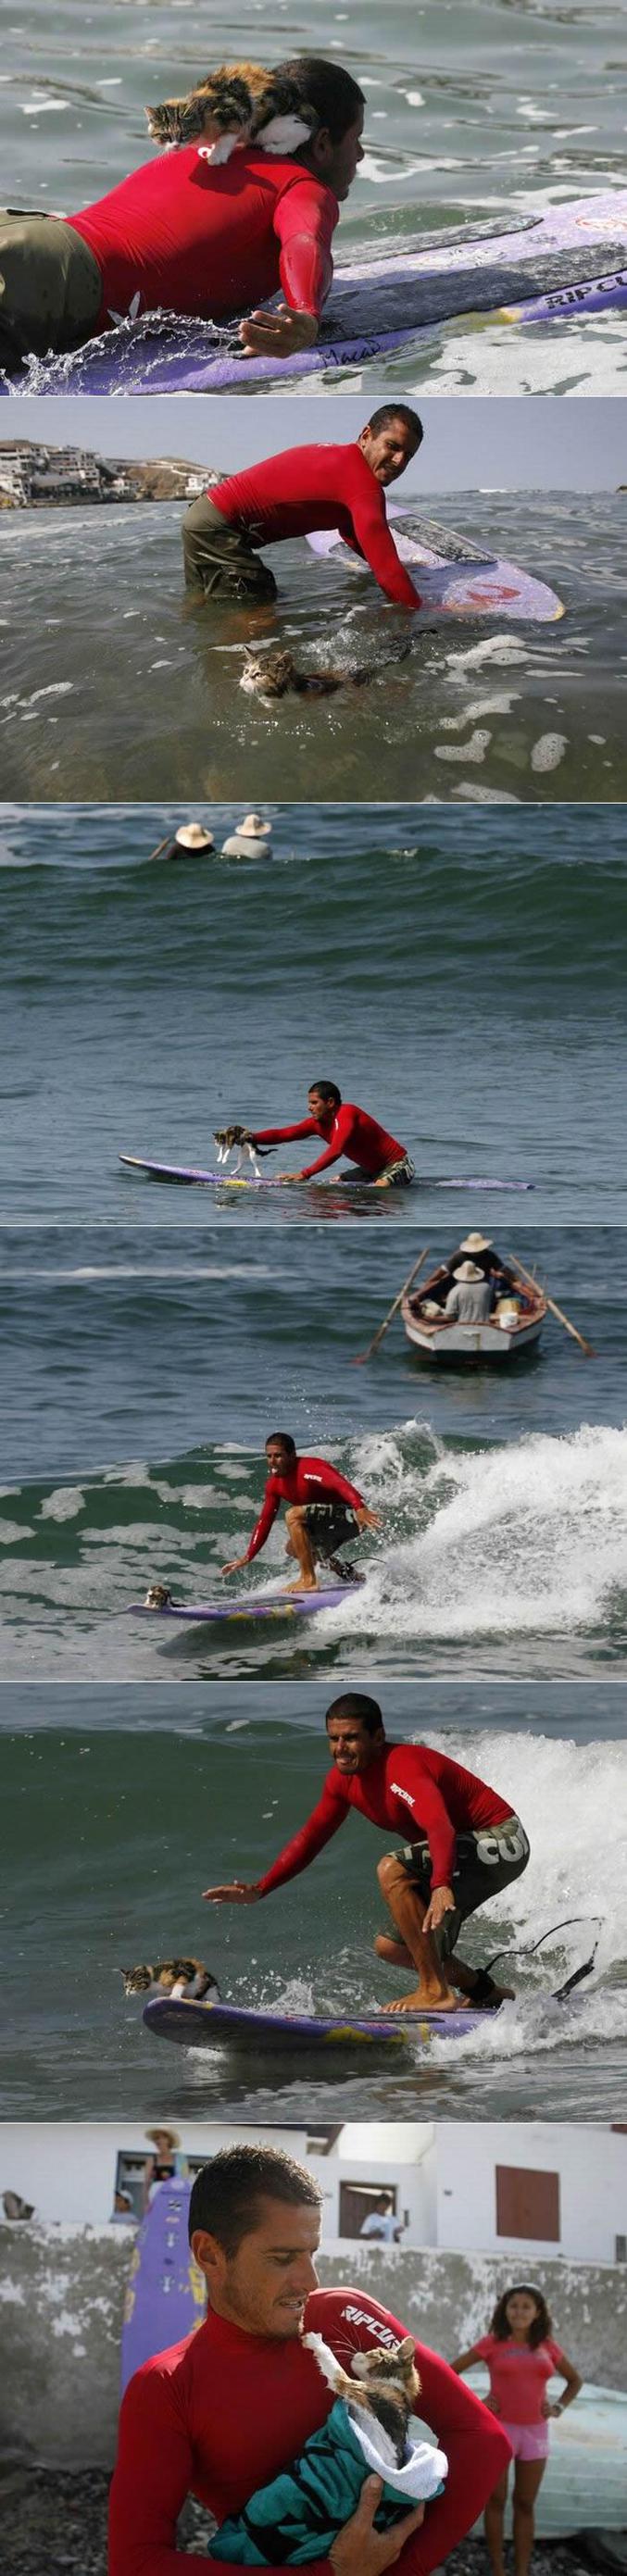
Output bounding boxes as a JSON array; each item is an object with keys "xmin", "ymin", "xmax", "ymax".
[{"xmin": 501, "ymin": 2421, "xmax": 549, "ymax": 2462}]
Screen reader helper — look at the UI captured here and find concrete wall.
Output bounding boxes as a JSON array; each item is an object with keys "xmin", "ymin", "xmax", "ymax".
[{"xmin": 1, "ymin": 2228, "xmax": 626, "ymax": 2472}]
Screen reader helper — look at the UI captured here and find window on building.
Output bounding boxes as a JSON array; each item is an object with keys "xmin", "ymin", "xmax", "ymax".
[
  {"xmin": 495, "ymin": 2166, "xmax": 560, "ymax": 2242},
  {"xmin": 615, "ymin": 2235, "xmax": 626, "ymax": 2264},
  {"xmin": 113, "ymin": 2150, "xmax": 208, "ymax": 2223},
  {"xmin": 339, "ymin": 2181, "xmax": 401, "ymax": 2242}
]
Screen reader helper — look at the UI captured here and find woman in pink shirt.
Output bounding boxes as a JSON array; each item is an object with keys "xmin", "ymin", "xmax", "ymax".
[{"xmin": 453, "ymin": 2282, "xmax": 582, "ymax": 2576}]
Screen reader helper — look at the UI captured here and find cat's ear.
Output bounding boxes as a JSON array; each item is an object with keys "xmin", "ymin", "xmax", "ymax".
[{"xmin": 396, "ymin": 2336, "xmax": 416, "ymax": 2362}]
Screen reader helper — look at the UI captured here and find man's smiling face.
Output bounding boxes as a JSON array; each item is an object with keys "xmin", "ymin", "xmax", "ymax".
[{"xmin": 192, "ymin": 2193, "xmax": 321, "ymax": 2337}]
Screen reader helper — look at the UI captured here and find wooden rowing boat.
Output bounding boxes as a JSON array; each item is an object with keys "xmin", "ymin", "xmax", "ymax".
[{"xmin": 401, "ymin": 1261, "xmax": 547, "ymax": 1363}]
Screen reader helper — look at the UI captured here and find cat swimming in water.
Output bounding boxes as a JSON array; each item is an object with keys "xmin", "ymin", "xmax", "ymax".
[
  {"xmin": 240, "ymin": 649, "xmax": 379, "ymax": 702},
  {"xmin": 304, "ymin": 2332, "xmax": 421, "ymax": 2470},
  {"xmin": 146, "ymin": 63, "xmax": 318, "ymax": 162},
  {"xmin": 120, "ymin": 1960, "xmax": 219, "ymax": 2003}
]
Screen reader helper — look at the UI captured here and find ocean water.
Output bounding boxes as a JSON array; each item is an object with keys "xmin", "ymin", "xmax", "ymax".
[
  {"xmin": 1, "ymin": 1223, "xmax": 626, "ymax": 1682},
  {"xmin": 2, "ymin": 1701, "xmax": 626, "ymax": 2119},
  {"xmin": 2, "ymin": 804, "xmax": 627, "ymax": 1226},
  {"xmin": 2, "ymin": 494, "xmax": 627, "ymax": 803},
  {"xmin": 2, "ymin": 0, "xmax": 627, "ymax": 392}
]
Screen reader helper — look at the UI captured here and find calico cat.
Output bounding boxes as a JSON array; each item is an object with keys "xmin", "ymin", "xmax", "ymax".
[
  {"xmin": 146, "ymin": 63, "xmax": 318, "ymax": 162},
  {"xmin": 240, "ymin": 649, "xmax": 377, "ymax": 702},
  {"xmin": 304, "ymin": 2332, "xmax": 421, "ymax": 2470},
  {"xmin": 120, "ymin": 1960, "xmax": 219, "ymax": 2003},
  {"xmin": 214, "ymin": 1123, "xmax": 270, "ymax": 1177}
]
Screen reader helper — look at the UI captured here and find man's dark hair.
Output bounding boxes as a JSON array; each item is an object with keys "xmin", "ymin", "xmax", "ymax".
[
  {"xmin": 308, "ymin": 1081, "xmax": 342, "ymax": 1108},
  {"xmin": 188, "ymin": 2145, "xmax": 322, "ymax": 2254},
  {"xmin": 274, "ymin": 57, "xmax": 365, "ymax": 144},
  {"xmin": 266, "ymin": 1431, "xmax": 296, "ymax": 1457},
  {"xmin": 326, "ymin": 1692, "xmax": 384, "ymax": 1734},
  {"xmin": 367, "ymin": 405, "xmax": 423, "ymax": 446}
]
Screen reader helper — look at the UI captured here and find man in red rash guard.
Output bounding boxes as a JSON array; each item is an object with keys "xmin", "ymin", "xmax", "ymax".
[
  {"xmin": 182, "ymin": 410, "xmax": 423, "ymax": 608},
  {"xmin": 0, "ymin": 57, "xmax": 363, "ymax": 371},
  {"xmin": 249, "ymin": 1080, "xmax": 414, "ymax": 1186},
  {"xmin": 220, "ymin": 1432, "xmax": 381, "ymax": 1593},
  {"xmin": 204, "ymin": 1692, "xmax": 530, "ymax": 2014},
  {"xmin": 108, "ymin": 2141, "xmax": 511, "ymax": 2576}
]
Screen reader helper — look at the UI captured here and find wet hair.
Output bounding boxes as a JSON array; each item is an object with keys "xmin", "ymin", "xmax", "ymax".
[
  {"xmin": 266, "ymin": 1432, "xmax": 296, "ymax": 1457},
  {"xmin": 326, "ymin": 1692, "xmax": 384, "ymax": 1735},
  {"xmin": 366, "ymin": 405, "xmax": 424, "ymax": 446},
  {"xmin": 490, "ymin": 2283, "xmax": 553, "ymax": 2347},
  {"xmin": 188, "ymin": 2144, "xmax": 322, "ymax": 2255},
  {"xmin": 308, "ymin": 1081, "xmax": 342, "ymax": 1107},
  {"xmin": 273, "ymin": 56, "xmax": 365, "ymax": 144}
]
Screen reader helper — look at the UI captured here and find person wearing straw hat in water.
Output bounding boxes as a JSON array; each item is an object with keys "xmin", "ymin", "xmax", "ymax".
[
  {"xmin": 148, "ymin": 821, "xmax": 215, "ymax": 861},
  {"xmin": 143, "ymin": 2125, "xmax": 187, "ymax": 2209},
  {"xmin": 444, "ymin": 1261, "xmax": 494, "ymax": 1324},
  {"xmin": 221, "ymin": 813, "xmax": 273, "ymax": 857}
]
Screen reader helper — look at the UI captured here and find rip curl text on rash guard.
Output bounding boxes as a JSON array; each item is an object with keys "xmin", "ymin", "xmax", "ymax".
[
  {"xmin": 210, "ymin": 444, "xmax": 420, "ymax": 608},
  {"xmin": 254, "ymin": 1101, "xmax": 407, "ymax": 1178},
  {"xmin": 257, "ymin": 1742, "xmax": 514, "ymax": 1894},
  {"xmin": 68, "ymin": 147, "xmax": 338, "ymax": 326},
  {"xmin": 108, "ymin": 2282, "xmax": 511, "ymax": 2576},
  {"xmin": 247, "ymin": 1454, "xmax": 365, "ymax": 1563}
]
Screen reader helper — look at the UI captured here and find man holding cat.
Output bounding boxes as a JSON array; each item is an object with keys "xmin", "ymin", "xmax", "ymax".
[
  {"xmin": 182, "ymin": 410, "xmax": 424, "ymax": 609},
  {"xmin": 0, "ymin": 59, "xmax": 363, "ymax": 371},
  {"xmin": 204, "ymin": 1693, "xmax": 530, "ymax": 2014},
  {"xmin": 108, "ymin": 2141, "xmax": 511, "ymax": 2575}
]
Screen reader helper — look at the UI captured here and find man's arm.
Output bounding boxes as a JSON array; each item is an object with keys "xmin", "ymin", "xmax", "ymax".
[
  {"xmin": 346, "ymin": 462, "xmax": 421, "ymax": 610},
  {"xmin": 307, "ymin": 2288, "xmax": 511, "ymax": 2575},
  {"xmin": 304, "ymin": 1457, "xmax": 366, "ymax": 1511},
  {"xmin": 239, "ymin": 176, "xmax": 337, "ymax": 356},
  {"xmin": 257, "ymin": 1773, "xmax": 349, "ymax": 1894},
  {"xmin": 252, "ymin": 1119, "xmax": 319, "ymax": 1146},
  {"xmin": 296, "ymin": 1104, "xmax": 352, "ymax": 1177},
  {"xmin": 108, "ymin": 2365, "xmax": 212, "ymax": 2576},
  {"xmin": 393, "ymin": 1747, "xmax": 458, "ymax": 1889}
]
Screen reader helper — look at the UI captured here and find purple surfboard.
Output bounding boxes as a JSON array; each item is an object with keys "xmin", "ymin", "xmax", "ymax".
[
  {"xmin": 120, "ymin": 2179, "xmax": 206, "ymax": 2393},
  {"xmin": 129, "ymin": 1585, "xmax": 361, "ymax": 1624},
  {"xmin": 307, "ymin": 510, "xmax": 563, "ymax": 623},
  {"xmin": 499, "ymin": 264, "xmax": 627, "ymax": 324},
  {"xmin": 13, "ymin": 189, "xmax": 625, "ymax": 394},
  {"xmin": 119, "ymin": 1156, "xmax": 533, "ymax": 1194},
  {"xmin": 144, "ymin": 1996, "xmax": 495, "ymax": 2054}
]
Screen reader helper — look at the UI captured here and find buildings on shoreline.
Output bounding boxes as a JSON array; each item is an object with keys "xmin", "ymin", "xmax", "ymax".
[{"xmin": 0, "ymin": 441, "xmax": 211, "ymax": 506}]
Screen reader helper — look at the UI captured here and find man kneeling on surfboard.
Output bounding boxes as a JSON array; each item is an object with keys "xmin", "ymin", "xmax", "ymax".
[
  {"xmin": 221, "ymin": 1434, "xmax": 380, "ymax": 1593},
  {"xmin": 182, "ymin": 410, "xmax": 424, "ymax": 607},
  {"xmin": 109, "ymin": 2143, "xmax": 509, "ymax": 2576},
  {"xmin": 205, "ymin": 1694, "xmax": 530, "ymax": 2015},
  {"xmin": 245, "ymin": 1082, "xmax": 414, "ymax": 1186}
]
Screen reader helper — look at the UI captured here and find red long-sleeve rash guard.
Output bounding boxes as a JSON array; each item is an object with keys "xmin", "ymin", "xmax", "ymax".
[
  {"xmin": 67, "ymin": 148, "xmax": 338, "ymax": 330},
  {"xmin": 254, "ymin": 1102, "xmax": 407, "ymax": 1180},
  {"xmin": 257, "ymin": 1742, "xmax": 514, "ymax": 1894},
  {"xmin": 247, "ymin": 1454, "xmax": 364, "ymax": 1563},
  {"xmin": 108, "ymin": 2282, "xmax": 511, "ymax": 2576},
  {"xmin": 211, "ymin": 445, "xmax": 420, "ymax": 609}
]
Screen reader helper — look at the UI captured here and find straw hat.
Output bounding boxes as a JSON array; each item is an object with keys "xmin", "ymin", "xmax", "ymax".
[
  {"xmin": 459, "ymin": 1232, "xmax": 492, "ymax": 1255},
  {"xmin": 237, "ymin": 813, "xmax": 272, "ymax": 839},
  {"xmin": 145, "ymin": 2125, "xmax": 181, "ymax": 2149},
  {"xmin": 454, "ymin": 1260, "xmax": 484, "ymax": 1282},
  {"xmin": 174, "ymin": 822, "xmax": 215, "ymax": 851}
]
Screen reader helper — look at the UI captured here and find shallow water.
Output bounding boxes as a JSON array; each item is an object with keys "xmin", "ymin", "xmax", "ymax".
[
  {"xmin": 2, "ymin": 1705, "xmax": 625, "ymax": 2118},
  {"xmin": 2, "ymin": 0, "xmax": 627, "ymax": 392},
  {"xmin": 2, "ymin": 493, "xmax": 626, "ymax": 803},
  {"xmin": 2, "ymin": 804, "xmax": 627, "ymax": 1225}
]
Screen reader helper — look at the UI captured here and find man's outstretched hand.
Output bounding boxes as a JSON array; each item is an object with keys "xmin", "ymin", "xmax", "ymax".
[
  {"xmin": 330, "ymin": 2478, "xmax": 425, "ymax": 2576},
  {"xmin": 219, "ymin": 1556, "xmax": 250, "ymax": 1578},
  {"xmin": 203, "ymin": 1881, "xmax": 261, "ymax": 1905},
  {"xmin": 356, "ymin": 1507, "xmax": 381, "ymax": 1532},
  {"xmin": 239, "ymin": 305, "xmax": 320, "ymax": 358}
]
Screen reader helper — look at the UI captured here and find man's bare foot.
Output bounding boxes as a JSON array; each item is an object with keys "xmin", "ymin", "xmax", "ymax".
[
  {"xmin": 374, "ymin": 1933, "xmax": 414, "ymax": 1969},
  {"xmin": 285, "ymin": 1576, "xmax": 319, "ymax": 1594},
  {"xmin": 383, "ymin": 1988, "xmax": 460, "ymax": 2015}
]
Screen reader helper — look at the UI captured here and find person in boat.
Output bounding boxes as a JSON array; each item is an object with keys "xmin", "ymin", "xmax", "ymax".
[
  {"xmin": 243, "ymin": 1082, "xmax": 414, "ymax": 1185},
  {"xmin": 220, "ymin": 1434, "xmax": 381, "ymax": 1593},
  {"xmin": 203, "ymin": 1691, "xmax": 530, "ymax": 2015},
  {"xmin": 444, "ymin": 1261, "xmax": 495, "ymax": 1324},
  {"xmin": 108, "ymin": 2141, "xmax": 510, "ymax": 2576},
  {"xmin": 182, "ymin": 411, "xmax": 424, "ymax": 608},
  {"xmin": 420, "ymin": 1234, "xmax": 522, "ymax": 1319},
  {"xmin": 0, "ymin": 58, "xmax": 364, "ymax": 373}
]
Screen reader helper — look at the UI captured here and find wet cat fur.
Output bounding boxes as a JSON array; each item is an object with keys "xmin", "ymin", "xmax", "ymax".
[
  {"xmin": 241, "ymin": 649, "xmax": 382, "ymax": 702},
  {"xmin": 304, "ymin": 2332, "xmax": 421, "ymax": 2470},
  {"xmin": 146, "ymin": 64, "xmax": 318, "ymax": 158},
  {"xmin": 120, "ymin": 1960, "xmax": 219, "ymax": 2001}
]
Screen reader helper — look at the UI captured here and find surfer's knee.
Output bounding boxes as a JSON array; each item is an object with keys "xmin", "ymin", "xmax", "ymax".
[
  {"xmin": 284, "ymin": 1505, "xmax": 307, "ymax": 1529},
  {"xmin": 377, "ymin": 1851, "xmax": 400, "ymax": 1894}
]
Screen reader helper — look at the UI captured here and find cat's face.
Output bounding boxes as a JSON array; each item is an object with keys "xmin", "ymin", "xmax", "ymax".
[
  {"xmin": 120, "ymin": 1959, "xmax": 207, "ymax": 1996},
  {"xmin": 351, "ymin": 2337, "xmax": 420, "ymax": 2406},
  {"xmin": 241, "ymin": 652, "xmax": 295, "ymax": 699}
]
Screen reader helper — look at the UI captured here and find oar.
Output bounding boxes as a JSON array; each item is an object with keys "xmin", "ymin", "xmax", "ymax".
[
  {"xmin": 352, "ymin": 1248, "xmax": 430, "ymax": 1365},
  {"xmin": 146, "ymin": 835, "xmax": 172, "ymax": 862},
  {"xmin": 508, "ymin": 1250, "xmax": 596, "ymax": 1359}
]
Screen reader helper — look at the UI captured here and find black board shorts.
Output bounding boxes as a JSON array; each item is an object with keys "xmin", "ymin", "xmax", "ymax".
[
  {"xmin": 0, "ymin": 211, "xmax": 101, "ymax": 367},
  {"xmin": 303, "ymin": 1503, "xmax": 358, "ymax": 1558},
  {"xmin": 396, "ymin": 1815, "xmax": 530, "ymax": 1958},
  {"xmin": 182, "ymin": 494, "xmax": 278, "ymax": 601}
]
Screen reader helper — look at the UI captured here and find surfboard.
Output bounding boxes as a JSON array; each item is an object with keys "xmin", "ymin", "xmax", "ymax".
[
  {"xmin": 130, "ymin": 1584, "xmax": 361, "ymax": 1624},
  {"xmin": 119, "ymin": 1155, "xmax": 533, "ymax": 1194},
  {"xmin": 143, "ymin": 1995, "xmax": 495, "ymax": 2053},
  {"xmin": 14, "ymin": 189, "xmax": 626, "ymax": 394},
  {"xmin": 120, "ymin": 2178, "xmax": 206, "ymax": 2392},
  {"xmin": 307, "ymin": 511, "xmax": 563, "ymax": 622}
]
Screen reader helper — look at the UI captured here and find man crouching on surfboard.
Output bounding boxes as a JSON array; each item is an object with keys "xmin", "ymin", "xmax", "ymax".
[
  {"xmin": 220, "ymin": 1434, "xmax": 381, "ymax": 1593},
  {"xmin": 204, "ymin": 1692, "xmax": 530, "ymax": 2015},
  {"xmin": 182, "ymin": 409, "xmax": 424, "ymax": 607},
  {"xmin": 245, "ymin": 1082, "xmax": 414, "ymax": 1186}
]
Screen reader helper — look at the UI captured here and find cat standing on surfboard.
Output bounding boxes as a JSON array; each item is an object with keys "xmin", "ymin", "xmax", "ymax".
[
  {"xmin": 203, "ymin": 1690, "xmax": 530, "ymax": 2018},
  {"xmin": 219, "ymin": 1432, "xmax": 381, "ymax": 1595}
]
